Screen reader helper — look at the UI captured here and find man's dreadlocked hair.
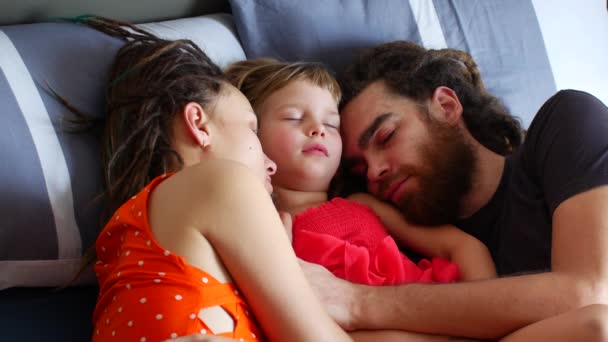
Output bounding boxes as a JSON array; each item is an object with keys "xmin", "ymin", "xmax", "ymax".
[
  {"xmin": 81, "ymin": 17, "xmax": 229, "ymax": 224},
  {"xmin": 340, "ymin": 41, "xmax": 524, "ymax": 155}
]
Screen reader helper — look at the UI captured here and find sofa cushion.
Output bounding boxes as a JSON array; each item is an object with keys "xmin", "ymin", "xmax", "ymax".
[
  {"xmin": 229, "ymin": 0, "xmax": 558, "ymax": 127},
  {"xmin": 0, "ymin": 14, "xmax": 245, "ymax": 290},
  {"xmin": 0, "ymin": 285, "xmax": 98, "ymax": 341}
]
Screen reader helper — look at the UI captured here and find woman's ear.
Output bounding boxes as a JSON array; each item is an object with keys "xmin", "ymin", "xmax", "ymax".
[
  {"xmin": 429, "ymin": 86, "xmax": 463, "ymax": 125},
  {"xmin": 182, "ymin": 102, "xmax": 211, "ymax": 148}
]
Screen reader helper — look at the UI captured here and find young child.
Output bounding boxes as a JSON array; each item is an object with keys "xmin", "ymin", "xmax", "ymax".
[
  {"xmin": 226, "ymin": 58, "xmax": 496, "ymax": 288},
  {"xmin": 82, "ymin": 18, "xmax": 351, "ymax": 342}
]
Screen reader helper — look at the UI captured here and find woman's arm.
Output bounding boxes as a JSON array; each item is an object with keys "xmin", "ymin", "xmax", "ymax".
[
  {"xmin": 177, "ymin": 161, "xmax": 351, "ymax": 341},
  {"xmin": 348, "ymin": 193, "xmax": 495, "ymax": 280}
]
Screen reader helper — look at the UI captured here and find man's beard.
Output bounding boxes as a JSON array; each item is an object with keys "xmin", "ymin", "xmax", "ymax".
[{"xmin": 391, "ymin": 120, "xmax": 475, "ymax": 226}]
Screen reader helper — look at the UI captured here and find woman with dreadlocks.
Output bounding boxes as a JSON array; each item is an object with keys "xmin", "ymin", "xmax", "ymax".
[{"xmin": 80, "ymin": 17, "xmax": 351, "ymax": 342}]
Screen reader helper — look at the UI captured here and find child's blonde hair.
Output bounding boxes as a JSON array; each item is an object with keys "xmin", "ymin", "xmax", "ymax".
[{"xmin": 225, "ymin": 58, "xmax": 341, "ymax": 114}]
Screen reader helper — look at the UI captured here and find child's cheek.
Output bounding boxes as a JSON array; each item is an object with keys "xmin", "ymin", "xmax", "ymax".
[
  {"xmin": 259, "ymin": 127, "xmax": 291, "ymax": 159},
  {"xmin": 270, "ymin": 126, "xmax": 298, "ymax": 153}
]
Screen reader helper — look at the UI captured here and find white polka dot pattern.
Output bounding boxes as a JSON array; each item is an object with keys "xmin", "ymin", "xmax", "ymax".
[{"xmin": 93, "ymin": 176, "xmax": 261, "ymax": 341}]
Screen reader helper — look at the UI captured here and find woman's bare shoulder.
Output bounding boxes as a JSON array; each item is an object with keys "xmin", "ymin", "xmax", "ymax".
[
  {"xmin": 148, "ymin": 158, "xmax": 271, "ymax": 239},
  {"xmin": 155, "ymin": 159, "xmax": 267, "ymax": 212}
]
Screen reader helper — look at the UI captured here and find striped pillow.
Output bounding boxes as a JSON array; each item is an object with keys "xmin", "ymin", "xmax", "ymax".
[{"xmin": 0, "ymin": 14, "xmax": 245, "ymax": 289}]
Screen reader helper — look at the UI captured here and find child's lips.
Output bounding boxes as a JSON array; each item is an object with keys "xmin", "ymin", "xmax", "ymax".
[{"xmin": 302, "ymin": 143, "xmax": 328, "ymax": 156}]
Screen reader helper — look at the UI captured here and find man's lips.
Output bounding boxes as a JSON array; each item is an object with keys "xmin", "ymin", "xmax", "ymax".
[
  {"xmin": 383, "ymin": 177, "xmax": 409, "ymax": 203},
  {"xmin": 302, "ymin": 143, "xmax": 328, "ymax": 156}
]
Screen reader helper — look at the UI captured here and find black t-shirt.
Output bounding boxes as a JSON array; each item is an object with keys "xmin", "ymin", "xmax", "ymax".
[{"xmin": 456, "ymin": 90, "xmax": 608, "ymax": 276}]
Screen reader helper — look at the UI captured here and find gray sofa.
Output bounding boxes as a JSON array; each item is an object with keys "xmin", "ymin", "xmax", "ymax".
[{"xmin": 0, "ymin": 2, "xmax": 238, "ymax": 340}]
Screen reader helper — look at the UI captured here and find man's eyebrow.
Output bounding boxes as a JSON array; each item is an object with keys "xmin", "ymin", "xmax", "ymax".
[{"xmin": 358, "ymin": 113, "xmax": 394, "ymax": 149}]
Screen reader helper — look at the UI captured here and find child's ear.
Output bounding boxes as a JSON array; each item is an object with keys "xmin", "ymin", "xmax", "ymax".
[
  {"xmin": 182, "ymin": 102, "xmax": 211, "ymax": 148},
  {"xmin": 430, "ymin": 86, "xmax": 463, "ymax": 125}
]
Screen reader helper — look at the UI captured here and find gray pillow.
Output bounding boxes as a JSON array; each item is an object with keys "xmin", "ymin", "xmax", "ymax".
[
  {"xmin": 229, "ymin": 0, "xmax": 557, "ymax": 127},
  {"xmin": 0, "ymin": 14, "xmax": 245, "ymax": 289}
]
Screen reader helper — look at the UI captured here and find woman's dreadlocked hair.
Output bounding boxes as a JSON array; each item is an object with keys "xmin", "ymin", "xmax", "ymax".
[
  {"xmin": 59, "ymin": 17, "xmax": 230, "ymax": 287},
  {"xmin": 340, "ymin": 41, "xmax": 524, "ymax": 155},
  {"xmin": 57, "ymin": 16, "xmax": 230, "ymax": 290},
  {"xmin": 83, "ymin": 17, "xmax": 228, "ymax": 224}
]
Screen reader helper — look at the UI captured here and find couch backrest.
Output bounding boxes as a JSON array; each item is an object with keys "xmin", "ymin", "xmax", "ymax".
[
  {"xmin": 0, "ymin": 0, "xmax": 230, "ymax": 26},
  {"xmin": 0, "ymin": 14, "xmax": 245, "ymax": 290}
]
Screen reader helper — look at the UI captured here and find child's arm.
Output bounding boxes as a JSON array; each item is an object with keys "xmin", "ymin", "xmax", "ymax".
[
  {"xmin": 176, "ymin": 161, "xmax": 351, "ymax": 341},
  {"xmin": 348, "ymin": 193, "xmax": 496, "ymax": 281}
]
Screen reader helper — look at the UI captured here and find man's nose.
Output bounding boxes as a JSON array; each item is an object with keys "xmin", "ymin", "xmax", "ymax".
[{"xmin": 366, "ymin": 158, "xmax": 389, "ymax": 183}]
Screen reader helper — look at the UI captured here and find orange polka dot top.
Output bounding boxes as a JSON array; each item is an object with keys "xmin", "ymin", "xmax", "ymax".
[{"xmin": 93, "ymin": 174, "xmax": 264, "ymax": 342}]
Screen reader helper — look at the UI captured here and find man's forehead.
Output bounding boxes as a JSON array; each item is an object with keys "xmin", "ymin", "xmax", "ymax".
[
  {"xmin": 345, "ymin": 81, "xmax": 390, "ymax": 109},
  {"xmin": 341, "ymin": 82, "xmax": 390, "ymax": 155}
]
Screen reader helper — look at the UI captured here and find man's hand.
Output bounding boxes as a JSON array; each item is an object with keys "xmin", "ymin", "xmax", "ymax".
[{"xmin": 298, "ymin": 258, "xmax": 360, "ymax": 331}]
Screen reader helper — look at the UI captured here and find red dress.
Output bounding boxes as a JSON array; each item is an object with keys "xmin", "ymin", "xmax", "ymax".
[{"xmin": 292, "ymin": 197, "xmax": 460, "ymax": 285}]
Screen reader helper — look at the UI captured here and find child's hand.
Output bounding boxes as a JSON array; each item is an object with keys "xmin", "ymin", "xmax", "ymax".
[{"xmin": 279, "ymin": 211, "xmax": 293, "ymax": 242}]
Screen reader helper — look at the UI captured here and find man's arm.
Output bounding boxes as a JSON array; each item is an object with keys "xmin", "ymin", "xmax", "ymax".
[
  {"xmin": 348, "ymin": 193, "xmax": 495, "ymax": 280},
  {"xmin": 303, "ymin": 186, "xmax": 608, "ymax": 339}
]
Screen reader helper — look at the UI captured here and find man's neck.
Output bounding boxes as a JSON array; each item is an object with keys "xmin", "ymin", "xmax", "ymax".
[
  {"xmin": 273, "ymin": 186, "xmax": 328, "ymax": 216},
  {"xmin": 459, "ymin": 144, "xmax": 505, "ymax": 219}
]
